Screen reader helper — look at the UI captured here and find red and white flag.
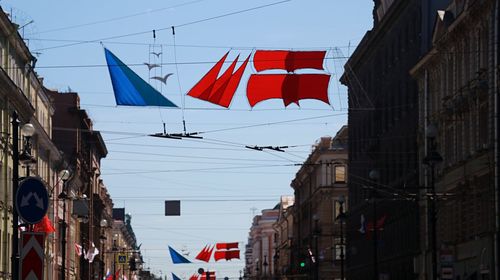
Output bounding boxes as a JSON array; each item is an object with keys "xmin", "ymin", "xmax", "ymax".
[{"xmin": 75, "ymin": 243, "xmax": 83, "ymax": 256}]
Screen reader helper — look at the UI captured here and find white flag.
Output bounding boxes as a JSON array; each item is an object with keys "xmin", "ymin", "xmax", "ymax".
[
  {"xmin": 86, "ymin": 242, "xmax": 100, "ymax": 263},
  {"xmin": 359, "ymin": 214, "xmax": 366, "ymax": 234}
]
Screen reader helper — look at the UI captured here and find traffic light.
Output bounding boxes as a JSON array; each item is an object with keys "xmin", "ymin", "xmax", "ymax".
[
  {"xmin": 129, "ymin": 258, "xmax": 137, "ymax": 271},
  {"xmin": 298, "ymin": 255, "xmax": 310, "ymax": 274}
]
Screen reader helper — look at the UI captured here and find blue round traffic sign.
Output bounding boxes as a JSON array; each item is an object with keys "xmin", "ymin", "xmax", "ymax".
[{"xmin": 16, "ymin": 177, "xmax": 49, "ymax": 224}]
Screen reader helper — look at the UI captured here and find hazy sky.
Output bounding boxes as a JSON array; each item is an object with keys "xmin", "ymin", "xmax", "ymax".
[{"xmin": 2, "ymin": 1, "xmax": 372, "ymax": 278}]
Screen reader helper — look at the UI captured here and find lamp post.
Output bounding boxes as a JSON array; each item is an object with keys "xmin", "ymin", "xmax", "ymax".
[
  {"xmin": 11, "ymin": 112, "xmax": 20, "ymax": 280},
  {"xmin": 312, "ymin": 214, "xmax": 320, "ymax": 280},
  {"xmin": 336, "ymin": 195, "xmax": 347, "ymax": 280},
  {"xmin": 58, "ymin": 170, "xmax": 71, "ymax": 280},
  {"xmin": 99, "ymin": 219, "xmax": 108, "ymax": 280},
  {"xmin": 423, "ymin": 124, "xmax": 443, "ymax": 280},
  {"xmin": 263, "ymin": 255, "xmax": 268, "ymax": 279},
  {"xmin": 273, "ymin": 251, "xmax": 279, "ymax": 279},
  {"xmin": 369, "ymin": 169, "xmax": 380, "ymax": 280},
  {"xmin": 255, "ymin": 261, "xmax": 259, "ymax": 279},
  {"xmin": 11, "ymin": 113, "xmax": 37, "ymax": 280},
  {"xmin": 113, "ymin": 234, "xmax": 118, "ymax": 280}
]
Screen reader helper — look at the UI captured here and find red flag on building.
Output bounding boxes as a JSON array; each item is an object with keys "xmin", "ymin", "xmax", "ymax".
[{"xmin": 33, "ymin": 215, "xmax": 55, "ymax": 234}]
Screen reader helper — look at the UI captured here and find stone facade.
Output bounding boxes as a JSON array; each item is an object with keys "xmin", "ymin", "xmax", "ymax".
[
  {"xmin": 288, "ymin": 126, "xmax": 348, "ymax": 279},
  {"xmin": 340, "ymin": 1, "xmax": 452, "ymax": 279},
  {"xmin": 411, "ymin": 0, "xmax": 499, "ymax": 278}
]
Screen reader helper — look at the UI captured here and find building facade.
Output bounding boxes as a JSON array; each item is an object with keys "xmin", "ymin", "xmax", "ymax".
[
  {"xmin": 111, "ymin": 210, "xmax": 142, "ymax": 280},
  {"xmin": 246, "ymin": 206, "xmax": 280, "ymax": 279},
  {"xmin": 289, "ymin": 127, "xmax": 348, "ymax": 280},
  {"xmin": 273, "ymin": 196, "xmax": 294, "ymax": 279},
  {"xmin": 49, "ymin": 90, "xmax": 110, "ymax": 279},
  {"xmin": 0, "ymin": 6, "xmax": 66, "ymax": 279},
  {"xmin": 0, "ymin": 7, "xmax": 147, "ymax": 279},
  {"xmin": 411, "ymin": 0, "xmax": 499, "ymax": 278},
  {"xmin": 340, "ymin": 1, "xmax": 449, "ymax": 279}
]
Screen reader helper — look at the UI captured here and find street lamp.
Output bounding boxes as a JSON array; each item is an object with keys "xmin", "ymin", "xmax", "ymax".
[
  {"xmin": 113, "ymin": 234, "xmax": 118, "ymax": 280},
  {"xmin": 11, "ymin": 112, "xmax": 36, "ymax": 280},
  {"xmin": 369, "ymin": 169, "xmax": 380, "ymax": 280},
  {"xmin": 423, "ymin": 123, "xmax": 443, "ymax": 280},
  {"xmin": 336, "ymin": 195, "xmax": 347, "ymax": 280},
  {"xmin": 273, "ymin": 251, "xmax": 279, "ymax": 279},
  {"xmin": 312, "ymin": 214, "xmax": 320, "ymax": 280},
  {"xmin": 58, "ymin": 169, "xmax": 71, "ymax": 280},
  {"xmin": 99, "ymin": 219, "xmax": 109, "ymax": 280},
  {"xmin": 263, "ymin": 255, "xmax": 268, "ymax": 279},
  {"xmin": 255, "ymin": 260, "xmax": 259, "ymax": 278},
  {"xmin": 19, "ymin": 123, "xmax": 36, "ymax": 176}
]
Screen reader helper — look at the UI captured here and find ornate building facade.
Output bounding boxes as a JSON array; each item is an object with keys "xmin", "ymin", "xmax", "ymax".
[
  {"xmin": 289, "ymin": 127, "xmax": 348, "ymax": 280},
  {"xmin": 411, "ymin": 0, "xmax": 499, "ymax": 278},
  {"xmin": 0, "ymin": 6, "xmax": 65, "ymax": 279},
  {"xmin": 340, "ymin": 0, "xmax": 449, "ymax": 279}
]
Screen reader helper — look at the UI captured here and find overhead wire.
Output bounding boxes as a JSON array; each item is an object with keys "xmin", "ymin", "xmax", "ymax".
[
  {"xmin": 25, "ymin": 55, "xmax": 351, "ymax": 69},
  {"xmin": 194, "ymin": 113, "xmax": 345, "ymax": 134},
  {"xmin": 102, "ymin": 163, "xmax": 297, "ymax": 176},
  {"xmin": 53, "ymin": 112, "xmax": 344, "ymax": 137},
  {"xmin": 29, "ymin": 0, "xmax": 206, "ymax": 35},
  {"xmin": 26, "ymin": 37, "xmax": 357, "ymax": 50},
  {"xmin": 107, "ymin": 149, "xmax": 296, "ymax": 162},
  {"xmin": 31, "ymin": 0, "xmax": 292, "ymax": 52},
  {"xmin": 104, "ymin": 142, "xmax": 310, "ymax": 153},
  {"xmin": 110, "ymin": 197, "xmax": 280, "ymax": 202}
]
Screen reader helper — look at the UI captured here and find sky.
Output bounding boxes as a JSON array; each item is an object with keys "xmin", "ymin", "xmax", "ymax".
[{"xmin": 2, "ymin": 1, "xmax": 373, "ymax": 278}]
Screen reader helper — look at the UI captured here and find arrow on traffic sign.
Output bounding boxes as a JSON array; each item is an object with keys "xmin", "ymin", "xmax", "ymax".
[
  {"xmin": 20, "ymin": 193, "xmax": 33, "ymax": 207},
  {"xmin": 20, "ymin": 192, "xmax": 45, "ymax": 209},
  {"xmin": 32, "ymin": 193, "xmax": 44, "ymax": 209}
]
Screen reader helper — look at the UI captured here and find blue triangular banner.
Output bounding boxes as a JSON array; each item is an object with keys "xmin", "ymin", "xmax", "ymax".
[
  {"xmin": 104, "ymin": 48, "xmax": 178, "ymax": 107},
  {"xmin": 172, "ymin": 273, "xmax": 182, "ymax": 280},
  {"xmin": 169, "ymin": 246, "xmax": 191, "ymax": 264}
]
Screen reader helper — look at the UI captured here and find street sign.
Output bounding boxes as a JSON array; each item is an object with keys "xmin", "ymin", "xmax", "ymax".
[
  {"xmin": 117, "ymin": 253, "xmax": 128, "ymax": 264},
  {"xmin": 441, "ymin": 267, "xmax": 454, "ymax": 279},
  {"xmin": 16, "ymin": 177, "xmax": 49, "ymax": 224},
  {"xmin": 20, "ymin": 232, "xmax": 44, "ymax": 280}
]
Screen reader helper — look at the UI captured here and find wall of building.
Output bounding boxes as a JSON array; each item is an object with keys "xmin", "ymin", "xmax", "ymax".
[
  {"xmin": 411, "ymin": 0, "xmax": 497, "ymax": 278},
  {"xmin": 340, "ymin": 1, "xmax": 447, "ymax": 279}
]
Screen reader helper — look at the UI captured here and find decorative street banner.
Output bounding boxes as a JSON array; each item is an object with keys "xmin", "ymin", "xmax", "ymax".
[
  {"xmin": 20, "ymin": 232, "xmax": 44, "ymax": 280},
  {"xmin": 104, "ymin": 48, "xmax": 178, "ymax": 107},
  {"xmin": 187, "ymin": 49, "xmax": 330, "ymax": 108},
  {"xmin": 247, "ymin": 50, "xmax": 330, "ymax": 107},
  {"xmin": 169, "ymin": 246, "xmax": 191, "ymax": 264},
  {"xmin": 187, "ymin": 52, "xmax": 249, "ymax": 108},
  {"xmin": 195, "ymin": 245, "xmax": 214, "ymax": 262}
]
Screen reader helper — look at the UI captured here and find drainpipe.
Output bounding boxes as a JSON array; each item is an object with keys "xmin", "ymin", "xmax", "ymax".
[
  {"xmin": 2, "ymin": 120, "xmax": 8, "ymax": 280},
  {"xmin": 494, "ymin": 0, "xmax": 500, "ymax": 279},
  {"xmin": 424, "ymin": 68, "xmax": 430, "ymax": 280}
]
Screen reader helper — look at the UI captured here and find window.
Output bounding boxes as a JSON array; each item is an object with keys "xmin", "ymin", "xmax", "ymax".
[
  {"xmin": 478, "ymin": 102, "xmax": 488, "ymax": 147},
  {"xmin": 334, "ymin": 165, "xmax": 346, "ymax": 183},
  {"xmin": 333, "ymin": 238, "xmax": 344, "ymax": 260}
]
